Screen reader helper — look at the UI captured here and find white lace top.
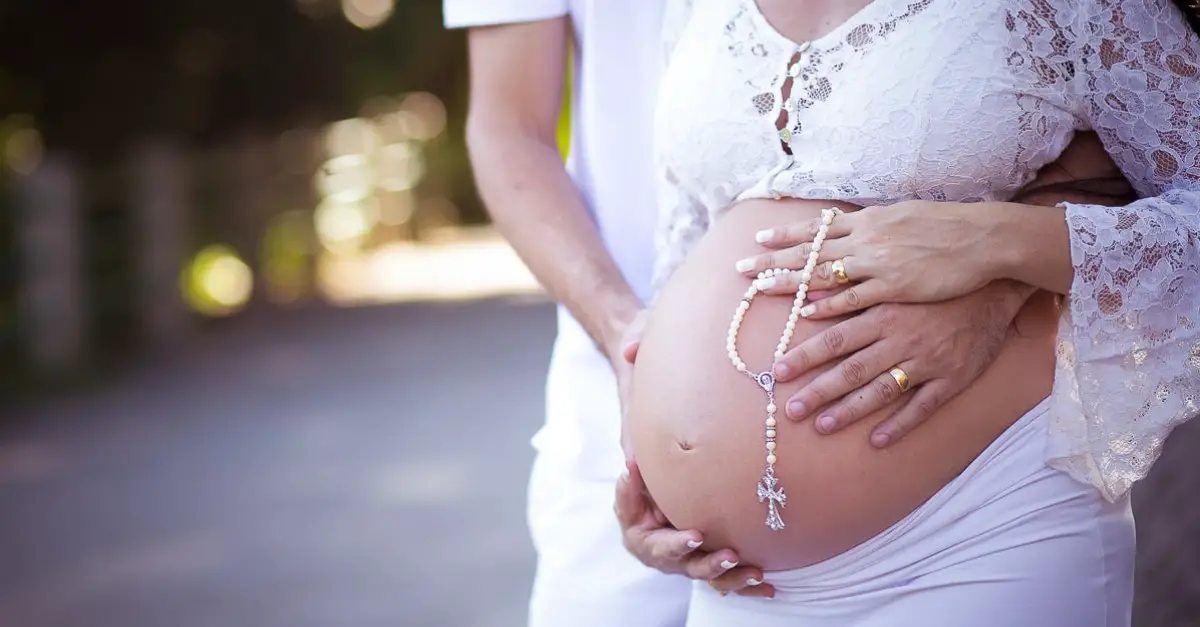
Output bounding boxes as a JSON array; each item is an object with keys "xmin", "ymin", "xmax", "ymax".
[{"xmin": 652, "ymin": 0, "xmax": 1200, "ymax": 501}]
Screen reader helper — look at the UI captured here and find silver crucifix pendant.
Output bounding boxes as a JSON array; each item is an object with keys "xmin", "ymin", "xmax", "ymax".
[
  {"xmin": 753, "ymin": 370, "xmax": 786, "ymax": 531},
  {"xmin": 757, "ymin": 469, "xmax": 787, "ymax": 531}
]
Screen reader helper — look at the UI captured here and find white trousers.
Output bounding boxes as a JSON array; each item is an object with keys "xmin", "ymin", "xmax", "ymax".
[
  {"xmin": 686, "ymin": 398, "xmax": 1137, "ymax": 627},
  {"xmin": 525, "ymin": 313, "xmax": 695, "ymax": 626},
  {"xmin": 526, "ymin": 450, "xmax": 693, "ymax": 627}
]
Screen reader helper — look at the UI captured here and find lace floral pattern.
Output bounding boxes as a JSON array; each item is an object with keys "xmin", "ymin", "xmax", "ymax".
[{"xmin": 653, "ymin": 0, "xmax": 1200, "ymax": 500}]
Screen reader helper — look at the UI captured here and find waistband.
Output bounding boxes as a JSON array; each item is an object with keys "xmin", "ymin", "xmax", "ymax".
[{"xmin": 765, "ymin": 395, "xmax": 1053, "ymax": 589}]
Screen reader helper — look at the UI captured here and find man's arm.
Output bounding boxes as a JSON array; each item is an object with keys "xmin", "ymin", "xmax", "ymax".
[
  {"xmin": 1009, "ymin": 132, "xmax": 1137, "ymax": 207},
  {"xmin": 465, "ymin": 20, "xmax": 641, "ymax": 361}
]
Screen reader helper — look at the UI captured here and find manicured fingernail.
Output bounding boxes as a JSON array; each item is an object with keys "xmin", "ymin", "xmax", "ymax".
[
  {"xmin": 620, "ymin": 470, "xmax": 630, "ymax": 483},
  {"xmin": 773, "ymin": 363, "xmax": 790, "ymax": 379},
  {"xmin": 755, "ymin": 229, "xmax": 773, "ymax": 243},
  {"xmin": 787, "ymin": 400, "xmax": 806, "ymax": 418},
  {"xmin": 755, "ymin": 277, "xmax": 776, "ymax": 290},
  {"xmin": 799, "ymin": 305, "xmax": 816, "ymax": 318},
  {"xmin": 872, "ymin": 432, "xmax": 891, "ymax": 447},
  {"xmin": 747, "ymin": 578, "xmax": 762, "ymax": 586},
  {"xmin": 736, "ymin": 258, "xmax": 756, "ymax": 272},
  {"xmin": 687, "ymin": 540, "xmax": 703, "ymax": 549},
  {"xmin": 817, "ymin": 415, "xmax": 837, "ymax": 433},
  {"xmin": 720, "ymin": 560, "xmax": 738, "ymax": 570}
]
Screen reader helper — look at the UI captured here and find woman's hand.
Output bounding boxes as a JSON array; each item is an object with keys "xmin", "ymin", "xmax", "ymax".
[
  {"xmin": 771, "ymin": 281, "xmax": 1034, "ymax": 446},
  {"xmin": 738, "ymin": 201, "xmax": 1010, "ymax": 319},
  {"xmin": 614, "ymin": 461, "xmax": 775, "ymax": 598}
]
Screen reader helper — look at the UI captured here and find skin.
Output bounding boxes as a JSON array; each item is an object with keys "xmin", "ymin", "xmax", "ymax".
[
  {"xmin": 616, "ymin": 137, "xmax": 1135, "ymax": 599},
  {"xmin": 464, "ymin": 19, "xmax": 642, "ymax": 381},
  {"xmin": 739, "ymin": 134, "xmax": 1135, "ymax": 444},
  {"xmin": 463, "ymin": 8, "xmax": 1136, "ymax": 602},
  {"xmin": 617, "ymin": 0, "xmax": 1143, "ymax": 597}
]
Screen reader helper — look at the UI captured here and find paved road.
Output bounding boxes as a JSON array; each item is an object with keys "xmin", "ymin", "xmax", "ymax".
[
  {"xmin": 0, "ymin": 298, "xmax": 556, "ymax": 627},
  {"xmin": 0, "ymin": 297, "xmax": 1196, "ymax": 627}
]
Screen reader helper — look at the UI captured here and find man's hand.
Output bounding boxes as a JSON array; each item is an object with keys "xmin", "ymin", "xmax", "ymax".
[
  {"xmin": 773, "ymin": 281, "xmax": 1033, "ymax": 447},
  {"xmin": 613, "ymin": 310, "xmax": 649, "ymax": 461},
  {"xmin": 613, "ymin": 314, "xmax": 772, "ymax": 598},
  {"xmin": 754, "ymin": 131, "xmax": 1132, "ymax": 446},
  {"xmin": 615, "ymin": 461, "xmax": 775, "ymax": 598}
]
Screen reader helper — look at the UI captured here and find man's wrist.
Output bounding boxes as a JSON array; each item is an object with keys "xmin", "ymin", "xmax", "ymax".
[
  {"xmin": 596, "ymin": 299, "xmax": 644, "ymax": 362},
  {"xmin": 985, "ymin": 279, "xmax": 1037, "ymax": 315}
]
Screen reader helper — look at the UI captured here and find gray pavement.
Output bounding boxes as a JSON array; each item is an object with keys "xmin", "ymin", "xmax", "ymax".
[
  {"xmin": 1, "ymin": 297, "xmax": 1197, "ymax": 627},
  {"xmin": 0, "ymin": 298, "xmax": 556, "ymax": 627}
]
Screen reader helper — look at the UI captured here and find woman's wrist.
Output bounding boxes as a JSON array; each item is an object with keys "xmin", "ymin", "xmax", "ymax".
[{"xmin": 979, "ymin": 202, "xmax": 1074, "ymax": 295}]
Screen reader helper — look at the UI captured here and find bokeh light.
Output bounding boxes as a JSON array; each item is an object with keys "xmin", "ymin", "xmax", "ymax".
[
  {"xmin": 378, "ymin": 191, "xmax": 415, "ymax": 226},
  {"xmin": 341, "ymin": 0, "xmax": 394, "ymax": 30},
  {"xmin": 182, "ymin": 244, "xmax": 254, "ymax": 316},
  {"xmin": 314, "ymin": 196, "xmax": 379, "ymax": 254},
  {"xmin": 325, "ymin": 117, "xmax": 378, "ymax": 158},
  {"xmin": 316, "ymin": 153, "xmax": 373, "ymax": 203},
  {"xmin": 376, "ymin": 142, "xmax": 424, "ymax": 192},
  {"xmin": 4, "ymin": 121, "xmax": 44, "ymax": 175},
  {"xmin": 262, "ymin": 210, "xmax": 314, "ymax": 304},
  {"xmin": 399, "ymin": 92, "xmax": 448, "ymax": 141}
]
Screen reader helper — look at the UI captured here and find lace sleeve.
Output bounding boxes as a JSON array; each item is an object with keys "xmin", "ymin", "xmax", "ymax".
[
  {"xmin": 649, "ymin": 0, "xmax": 707, "ymax": 302},
  {"xmin": 649, "ymin": 166, "xmax": 710, "ymax": 302},
  {"xmin": 1044, "ymin": 0, "xmax": 1200, "ymax": 501},
  {"xmin": 661, "ymin": 0, "xmax": 695, "ymax": 66}
]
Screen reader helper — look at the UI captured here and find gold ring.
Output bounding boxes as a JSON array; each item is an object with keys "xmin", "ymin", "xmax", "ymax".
[
  {"xmin": 889, "ymin": 367, "xmax": 911, "ymax": 393},
  {"xmin": 831, "ymin": 258, "xmax": 850, "ymax": 285}
]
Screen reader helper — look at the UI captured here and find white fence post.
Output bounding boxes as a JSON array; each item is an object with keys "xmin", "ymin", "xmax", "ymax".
[{"xmin": 131, "ymin": 140, "xmax": 191, "ymax": 347}]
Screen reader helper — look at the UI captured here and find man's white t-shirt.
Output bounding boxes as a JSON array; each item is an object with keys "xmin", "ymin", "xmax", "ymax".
[{"xmin": 446, "ymin": 1, "xmax": 665, "ymax": 477}]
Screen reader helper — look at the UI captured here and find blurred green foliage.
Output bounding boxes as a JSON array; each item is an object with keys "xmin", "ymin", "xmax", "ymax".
[{"xmin": 0, "ymin": 0, "xmax": 488, "ymax": 390}]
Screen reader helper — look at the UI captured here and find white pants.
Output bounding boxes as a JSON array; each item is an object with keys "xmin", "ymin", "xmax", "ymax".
[
  {"xmin": 686, "ymin": 398, "xmax": 1136, "ymax": 627},
  {"xmin": 526, "ymin": 450, "xmax": 693, "ymax": 627},
  {"xmin": 525, "ymin": 312, "xmax": 694, "ymax": 627}
]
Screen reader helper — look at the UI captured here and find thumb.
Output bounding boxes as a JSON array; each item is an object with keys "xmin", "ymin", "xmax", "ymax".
[{"xmin": 614, "ymin": 460, "xmax": 648, "ymax": 528}]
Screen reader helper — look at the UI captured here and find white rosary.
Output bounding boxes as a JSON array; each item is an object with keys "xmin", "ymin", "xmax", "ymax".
[{"xmin": 726, "ymin": 207, "xmax": 841, "ymax": 531}]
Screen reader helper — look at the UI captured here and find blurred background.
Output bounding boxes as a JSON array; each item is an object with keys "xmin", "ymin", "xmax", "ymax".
[{"xmin": 0, "ymin": 1, "xmax": 1196, "ymax": 626}]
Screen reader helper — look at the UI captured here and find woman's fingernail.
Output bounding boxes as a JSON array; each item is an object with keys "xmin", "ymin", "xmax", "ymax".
[
  {"xmin": 755, "ymin": 229, "xmax": 774, "ymax": 243},
  {"xmin": 817, "ymin": 415, "xmax": 837, "ymax": 433},
  {"xmin": 787, "ymin": 400, "xmax": 806, "ymax": 418},
  {"xmin": 774, "ymin": 363, "xmax": 790, "ymax": 379},
  {"xmin": 755, "ymin": 277, "xmax": 776, "ymax": 290},
  {"xmin": 687, "ymin": 540, "xmax": 704, "ymax": 549},
  {"xmin": 747, "ymin": 578, "xmax": 762, "ymax": 586},
  {"xmin": 720, "ymin": 560, "xmax": 738, "ymax": 570},
  {"xmin": 735, "ymin": 258, "xmax": 756, "ymax": 272},
  {"xmin": 799, "ymin": 305, "xmax": 816, "ymax": 318},
  {"xmin": 871, "ymin": 432, "xmax": 891, "ymax": 447}
]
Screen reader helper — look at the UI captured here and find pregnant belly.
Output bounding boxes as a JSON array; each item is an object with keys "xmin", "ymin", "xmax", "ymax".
[{"xmin": 627, "ymin": 198, "xmax": 1058, "ymax": 571}]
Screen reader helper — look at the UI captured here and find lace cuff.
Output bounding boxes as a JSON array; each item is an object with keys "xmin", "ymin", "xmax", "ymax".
[
  {"xmin": 1047, "ymin": 192, "xmax": 1200, "ymax": 501},
  {"xmin": 1040, "ymin": 0, "xmax": 1200, "ymax": 501}
]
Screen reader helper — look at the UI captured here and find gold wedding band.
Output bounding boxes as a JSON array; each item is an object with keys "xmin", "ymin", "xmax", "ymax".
[
  {"xmin": 831, "ymin": 258, "xmax": 850, "ymax": 285},
  {"xmin": 889, "ymin": 367, "xmax": 911, "ymax": 393}
]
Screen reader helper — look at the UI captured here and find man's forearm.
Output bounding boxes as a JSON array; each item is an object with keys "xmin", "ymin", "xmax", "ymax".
[{"xmin": 468, "ymin": 125, "xmax": 642, "ymax": 359}]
